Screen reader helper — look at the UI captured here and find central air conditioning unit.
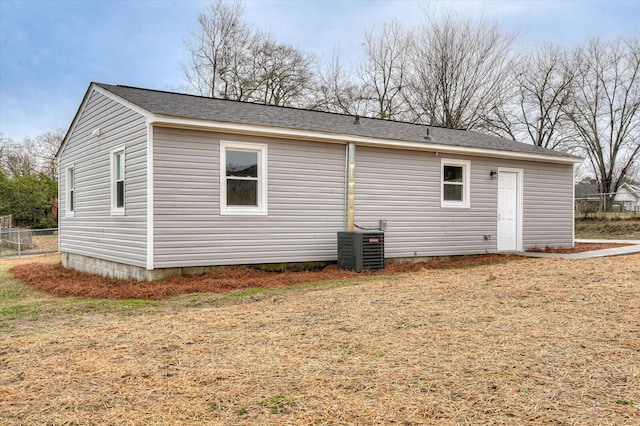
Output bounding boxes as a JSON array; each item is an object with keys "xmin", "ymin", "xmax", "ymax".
[{"xmin": 337, "ymin": 231, "xmax": 385, "ymax": 272}]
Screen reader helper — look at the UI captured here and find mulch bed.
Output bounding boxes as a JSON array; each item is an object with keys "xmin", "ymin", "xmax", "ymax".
[
  {"xmin": 9, "ymin": 242, "xmax": 627, "ymax": 300},
  {"xmin": 9, "ymin": 254, "xmax": 521, "ymax": 300}
]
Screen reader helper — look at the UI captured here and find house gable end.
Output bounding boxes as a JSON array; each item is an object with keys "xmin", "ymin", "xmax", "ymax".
[
  {"xmin": 619, "ymin": 182, "xmax": 640, "ymax": 199},
  {"xmin": 58, "ymin": 85, "xmax": 150, "ymax": 270},
  {"xmin": 57, "ymin": 83, "xmax": 153, "ymax": 160}
]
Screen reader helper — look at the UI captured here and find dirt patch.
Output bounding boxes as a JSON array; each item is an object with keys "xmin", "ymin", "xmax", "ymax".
[
  {"xmin": 9, "ymin": 254, "xmax": 521, "ymax": 300},
  {"xmin": 527, "ymin": 242, "xmax": 629, "ymax": 253},
  {"xmin": 1, "ymin": 255, "xmax": 639, "ymax": 425}
]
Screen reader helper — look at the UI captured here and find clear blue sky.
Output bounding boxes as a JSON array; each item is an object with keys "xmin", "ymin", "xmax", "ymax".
[{"xmin": 1, "ymin": 0, "xmax": 638, "ymax": 142}]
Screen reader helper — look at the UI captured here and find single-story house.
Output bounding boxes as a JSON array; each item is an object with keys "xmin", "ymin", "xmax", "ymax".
[
  {"xmin": 614, "ymin": 182, "xmax": 640, "ymax": 212},
  {"xmin": 57, "ymin": 83, "xmax": 582, "ymax": 280}
]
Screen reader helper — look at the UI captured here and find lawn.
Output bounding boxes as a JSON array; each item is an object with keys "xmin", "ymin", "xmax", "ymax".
[
  {"xmin": 575, "ymin": 217, "xmax": 640, "ymax": 240},
  {"xmin": 1, "ymin": 254, "xmax": 639, "ymax": 425}
]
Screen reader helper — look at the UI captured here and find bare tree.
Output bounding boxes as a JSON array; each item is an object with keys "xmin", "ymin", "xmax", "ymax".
[
  {"xmin": 1, "ymin": 135, "xmax": 37, "ymax": 178},
  {"xmin": 0, "ymin": 134, "xmax": 7, "ymax": 175},
  {"xmin": 33, "ymin": 130, "xmax": 64, "ymax": 179},
  {"xmin": 182, "ymin": 0, "xmax": 250, "ymax": 98},
  {"xmin": 565, "ymin": 37, "xmax": 640, "ymax": 210},
  {"xmin": 0, "ymin": 130, "xmax": 64, "ymax": 179},
  {"xmin": 487, "ymin": 43, "xmax": 576, "ymax": 149},
  {"xmin": 313, "ymin": 48, "xmax": 367, "ymax": 115},
  {"xmin": 407, "ymin": 10, "xmax": 515, "ymax": 129},
  {"xmin": 251, "ymin": 35, "xmax": 315, "ymax": 107},
  {"xmin": 183, "ymin": 1, "xmax": 316, "ymax": 108},
  {"xmin": 357, "ymin": 20, "xmax": 410, "ymax": 120}
]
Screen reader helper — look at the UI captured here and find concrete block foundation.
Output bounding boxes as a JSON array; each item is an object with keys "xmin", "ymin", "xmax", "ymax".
[
  {"xmin": 61, "ymin": 252, "xmax": 334, "ymax": 282},
  {"xmin": 61, "ymin": 252, "xmax": 227, "ymax": 281}
]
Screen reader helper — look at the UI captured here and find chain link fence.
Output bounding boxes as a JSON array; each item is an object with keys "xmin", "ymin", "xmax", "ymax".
[
  {"xmin": 0, "ymin": 228, "xmax": 59, "ymax": 258},
  {"xmin": 575, "ymin": 192, "xmax": 640, "ymax": 218}
]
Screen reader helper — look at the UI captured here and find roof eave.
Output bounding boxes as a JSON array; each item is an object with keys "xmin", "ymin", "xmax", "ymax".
[{"xmin": 149, "ymin": 116, "xmax": 583, "ymax": 165}]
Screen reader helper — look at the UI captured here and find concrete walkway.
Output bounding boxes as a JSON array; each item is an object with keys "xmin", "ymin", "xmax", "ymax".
[{"xmin": 523, "ymin": 239, "xmax": 640, "ymax": 259}]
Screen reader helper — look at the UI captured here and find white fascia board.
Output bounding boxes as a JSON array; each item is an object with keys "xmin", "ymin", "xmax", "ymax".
[{"xmin": 149, "ymin": 116, "xmax": 582, "ymax": 165}]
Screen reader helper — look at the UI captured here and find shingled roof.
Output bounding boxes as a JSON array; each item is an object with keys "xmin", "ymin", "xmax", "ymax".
[{"xmin": 95, "ymin": 83, "xmax": 581, "ymax": 161}]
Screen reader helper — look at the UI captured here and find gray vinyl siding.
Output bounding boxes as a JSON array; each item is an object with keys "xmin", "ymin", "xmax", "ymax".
[
  {"xmin": 153, "ymin": 127, "xmax": 345, "ymax": 268},
  {"xmin": 355, "ymin": 146, "xmax": 574, "ymax": 257},
  {"xmin": 522, "ymin": 162, "xmax": 574, "ymax": 249},
  {"xmin": 355, "ymin": 147, "xmax": 497, "ymax": 257},
  {"xmin": 58, "ymin": 90, "xmax": 148, "ymax": 267}
]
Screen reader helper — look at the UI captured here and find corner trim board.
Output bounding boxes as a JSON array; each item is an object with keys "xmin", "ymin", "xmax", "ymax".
[{"xmin": 146, "ymin": 122, "xmax": 154, "ymax": 270}]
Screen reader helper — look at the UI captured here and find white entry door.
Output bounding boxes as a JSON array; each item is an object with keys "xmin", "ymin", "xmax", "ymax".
[{"xmin": 497, "ymin": 170, "xmax": 519, "ymax": 251}]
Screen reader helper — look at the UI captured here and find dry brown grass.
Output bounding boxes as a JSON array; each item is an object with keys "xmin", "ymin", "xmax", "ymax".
[
  {"xmin": 527, "ymin": 242, "xmax": 630, "ymax": 253},
  {"xmin": 1, "ymin": 255, "xmax": 639, "ymax": 425}
]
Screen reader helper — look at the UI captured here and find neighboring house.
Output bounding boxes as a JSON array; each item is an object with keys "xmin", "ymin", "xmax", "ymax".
[
  {"xmin": 575, "ymin": 180, "xmax": 602, "ymax": 213},
  {"xmin": 575, "ymin": 180, "xmax": 600, "ymax": 200},
  {"xmin": 615, "ymin": 183, "xmax": 640, "ymax": 212},
  {"xmin": 56, "ymin": 83, "xmax": 582, "ymax": 280},
  {"xmin": 575, "ymin": 180, "xmax": 640, "ymax": 213}
]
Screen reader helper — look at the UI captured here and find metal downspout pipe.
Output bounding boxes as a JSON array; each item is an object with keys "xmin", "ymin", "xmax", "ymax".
[{"xmin": 346, "ymin": 142, "xmax": 356, "ymax": 232}]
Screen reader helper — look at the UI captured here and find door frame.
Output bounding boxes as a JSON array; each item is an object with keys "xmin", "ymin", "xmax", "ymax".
[{"xmin": 497, "ymin": 168, "xmax": 524, "ymax": 252}]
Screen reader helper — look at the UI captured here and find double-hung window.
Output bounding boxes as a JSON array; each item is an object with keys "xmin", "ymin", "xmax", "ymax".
[
  {"xmin": 66, "ymin": 165, "xmax": 75, "ymax": 217},
  {"xmin": 441, "ymin": 159, "xmax": 470, "ymax": 208},
  {"xmin": 220, "ymin": 141, "xmax": 267, "ymax": 215},
  {"xmin": 111, "ymin": 146, "xmax": 125, "ymax": 215}
]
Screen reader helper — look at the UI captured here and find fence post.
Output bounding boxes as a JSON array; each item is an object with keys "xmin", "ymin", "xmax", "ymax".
[{"xmin": 18, "ymin": 229, "xmax": 21, "ymax": 258}]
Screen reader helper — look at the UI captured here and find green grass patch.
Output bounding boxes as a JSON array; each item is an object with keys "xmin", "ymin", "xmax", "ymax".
[
  {"xmin": 258, "ymin": 394, "xmax": 293, "ymax": 414},
  {"xmin": 0, "ymin": 270, "xmax": 46, "ymax": 301},
  {"xmin": 0, "ymin": 304, "xmax": 28, "ymax": 319},
  {"xmin": 117, "ymin": 299, "xmax": 155, "ymax": 308},
  {"xmin": 0, "ymin": 260, "xmax": 166, "ymax": 331}
]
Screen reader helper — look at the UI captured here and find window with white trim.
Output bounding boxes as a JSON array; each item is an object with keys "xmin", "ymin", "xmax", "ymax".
[
  {"xmin": 66, "ymin": 165, "xmax": 75, "ymax": 217},
  {"xmin": 220, "ymin": 141, "xmax": 267, "ymax": 215},
  {"xmin": 111, "ymin": 146, "xmax": 125, "ymax": 215},
  {"xmin": 441, "ymin": 159, "xmax": 470, "ymax": 208}
]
